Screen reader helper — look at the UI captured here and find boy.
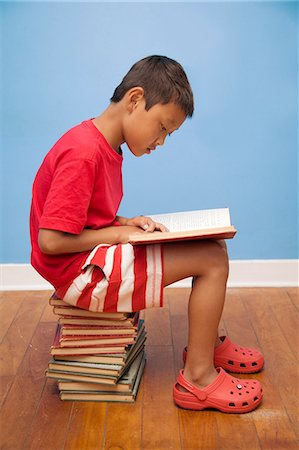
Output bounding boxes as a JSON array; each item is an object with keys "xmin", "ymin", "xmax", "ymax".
[{"xmin": 30, "ymin": 55, "xmax": 264, "ymax": 413}]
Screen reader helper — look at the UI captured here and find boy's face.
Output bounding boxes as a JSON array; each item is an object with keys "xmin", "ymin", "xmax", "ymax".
[{"xmin": 123, "ymin": 99, "xmax": 186, "ymax": 157}]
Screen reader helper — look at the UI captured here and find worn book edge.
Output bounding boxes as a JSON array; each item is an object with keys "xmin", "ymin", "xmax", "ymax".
[
  {"xmin": 59, "ymin": 353, "xmax": 146, "ymax": 402},
  {"xmin": 129, "ymin": 226, "xmax": 236, "ymax": 245}
]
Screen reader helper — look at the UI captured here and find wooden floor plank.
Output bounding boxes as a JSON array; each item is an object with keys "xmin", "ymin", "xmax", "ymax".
[
  {"xmin": 39, "ymin": 290, "xmax": 57, "ymax": 322},
  {"xmin": 104, "ymin": 402, "xmax": 142, "ymax": 450},
  {"xmin": 141, "ymin": 345, "xmax": 181, "ymax": 449},
  {"xmin": 103, "ymin": 371, "xmax": 144, "ymax": 449},
  {"xmin": 0, "ymin": 375, "xmax": 14, "ymax": 409},
  {"xmin": 266, "ymin": 289, "xmax": 298, "ymax": 361},
  {"xmin": 168, "ymin": 288, "xmax": 189, "ymax": 317},
  {"xmin": 241, "ymin": 288, "xmax": 298, "ymax": 447},
  {"xmin": 217, "ymin": 288, "xmax": 262, "ymax": 450},
  {"xmin": 0, "ymin": 375, "xmax": 46, "ymax": 450},
  {"xmin": 143, "ymin": 345, "xmax": 176, "ymax": 403},
  {"xmin": 216, "ymin": 414, "xmax": 261, "ymax": 450},
  {"xmin": 170, "ymin": 289, "xmax": 230, "ymax": 450},
  {"xmin": 286, "ymin": 287, "xmax": 299, "ymax": 310},
  {"xmin": 19, "ymin": 319, "xmax": 73, "ymax": 450},
  {"xmin": 23, "ymin": 379, "xmax": 73, "ymax": 450},
  {"xmin": 0, "ymin": 288, "xmax": 298, "ymax": 450},
  {"xmin": 142, "ymin": 402, "xmax": 181, "ymax": 449},
  {"xmin": 17, "ymin": 321, "xmax": 57, "ymax": 376},
  {"xmin": 64, "ymin": 402, "xmax": 107, "ymax": 450},
  {"xmin": 0, "ymin": 291, "xmax": 24, "ymax": 343},
  {"xmin": 0, "ymin": 319, "xmax": 58, "ymax": 449},
  {"xmin": 144, "ymin": 306, "xmax": 172, "ymax": 346},
  {"xmin": 0, "ymin": 295, "xmax": 47, "ymax": 376},
  {"xmin": 178, "ymin": 409, "xmax": 220, "ymax": 450}
]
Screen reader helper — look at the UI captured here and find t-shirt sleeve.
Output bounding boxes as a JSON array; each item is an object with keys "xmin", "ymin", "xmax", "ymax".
[{"xmin": 39, "ymin": 158, "xmax": 96, "ymax": 234}]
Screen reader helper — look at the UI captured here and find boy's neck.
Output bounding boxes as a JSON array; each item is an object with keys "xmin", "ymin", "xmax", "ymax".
[{"xmin": 92, "ymin": 103, "xmax": 125, "ymax": 153}]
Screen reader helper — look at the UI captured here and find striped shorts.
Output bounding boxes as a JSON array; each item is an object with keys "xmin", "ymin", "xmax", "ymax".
[{"xmin": 55, "ymin": 243, "xmax": 164, "ymax": 313}]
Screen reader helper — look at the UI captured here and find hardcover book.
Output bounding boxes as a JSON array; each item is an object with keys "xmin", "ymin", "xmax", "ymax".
[
  {"xmin": 54, "ymin": 330, "xmax": 146, "ymax": 365},
  {"xmin": 59, "ymin": 335, "xmax": 136, "ymax": 347},
  {"xmin": 129, "ymin": 208, "xmax": 236, "ymax": 245},
  {"xmin": 46, "ymin": 345, "xmax": 145, "ymax": 385},
  {"xmin": 51, "ymin": 322, "xmax": 145, "ymax": 356},
  {"xmin": 52, "ymin": 306, "xmax": 135, "ymax": 320},
  {"xmin": 59, "ymin": 352, "xmax": 146, "ymax": 402},
  {"xmin": 60, "ymin": 325, "xmax": 137, "ymax": 337},
  {"xmin": 47, "ymin": 294, "xmax": 146, "ymax": 402},
  {"xmin": 58, "ymin": 316, "xmax": 138, "ymax": 327}
]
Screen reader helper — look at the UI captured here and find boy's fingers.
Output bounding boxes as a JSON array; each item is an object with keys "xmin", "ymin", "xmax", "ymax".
[
  {"xmin": 138, "ymin": 217, "xmax": 168, "ymax": 233},
  {"xmin": 155, "ymin": 222, "xmax": 169, "ymax": 232},
  {"xmin": 139, "ymin": 217, "xmax": 155, "ymax": 232},
  {"xmin": 145, "ymin": 220, "xmax": 169, "ymax": 233},
  {"xmin": 144, "ymin": 220, "xmax": 156, "ymax": 232}
]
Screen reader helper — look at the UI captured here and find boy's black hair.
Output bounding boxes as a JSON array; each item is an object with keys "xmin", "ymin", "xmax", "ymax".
[{"xmin": 110, "ymin": 55, "xmax": 194, "ymax": 117}]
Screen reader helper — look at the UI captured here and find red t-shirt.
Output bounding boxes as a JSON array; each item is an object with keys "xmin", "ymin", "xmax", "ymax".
[{"xmin": 30, "ymin": 119, "xmax": 123, "ymax": 289}]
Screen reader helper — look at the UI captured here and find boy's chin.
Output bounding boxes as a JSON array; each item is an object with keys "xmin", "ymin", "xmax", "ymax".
[{"xmin": 129, "ymin": 147, "xmax": 147, "ymax": 157}]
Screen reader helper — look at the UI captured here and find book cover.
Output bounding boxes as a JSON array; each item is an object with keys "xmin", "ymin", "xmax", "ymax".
[
  {"xmin": 48, "ymin": 360, "xmax": 123, "ymax": 376},
  {"xmin": 59, "ymin": 352, "xmax": 146, "ymax": 402},
  {"xmin": 46, "ymin": 369, "xmax": 117, "ymax": 385},
  {"xmin": 58, "ymin": 316, "xmax": 138, "ymax": 327},
  {"xmin": 51, "ymin": 322, "xmax": 145, "ymax": 356},
  {"xmin": 47, "ymin": 348, "xmax": 145, "ymax": 386},
  {"xmin": 58, "ymin": 380, "xmax": 131, "ymax": 393},
  {"xmin": 129, "ymin": 208, "xmax": 237, "ymax": 245},
  {"xmin": 60, "ymin": 325, "xmax": 137, "ymax": 337},
  {"xmin": 59, "ymin": 335, "xmax": 136, "ymax": 347},
  {"xmin": 48, "ymin": 335, "xmax": 146, "ymax": 380},
  {"xmin": 53, "ymin": 329, "xmax": 146, "ymax": 365},
  {"xmin": 57, "ymin": 351, "xmax": 145, "ymax": 393},
  {"xmin": 51, "ymin": 337, "xmax": 128, "ymax": 356},
  {"xmin": 53, "ymin": 306, "xmax": 133, "ymax": 320},
  {"xmin": 50, "ymin": 296, "xmax": 137, "ymax": 320}
]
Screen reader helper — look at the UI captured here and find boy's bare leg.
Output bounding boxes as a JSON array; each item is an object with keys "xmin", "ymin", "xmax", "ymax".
[
  {"xmin": 191, "ymin": 276, "xmax": 223, "ymax": 348},
  {"xmin": 163, "ymin": 239, "xmax": 229, "ymax": 388}
]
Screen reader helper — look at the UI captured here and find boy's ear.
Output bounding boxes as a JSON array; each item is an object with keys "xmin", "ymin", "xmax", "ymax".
[{"xmin": 126, "ymin": 87, "xmax": 145, "ymax": 112}]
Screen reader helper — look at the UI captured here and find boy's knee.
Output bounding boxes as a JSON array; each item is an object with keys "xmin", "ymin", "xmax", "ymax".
[
  {"xmin": 213, "ymin": 241, "xmax": 229, "ymax": 279},
  {"xmin": 201, "ymin": 240, "xmax": 229, "ymax": 279},
  {"xmin": 216, "ymin": 239, "xmax": 227, "ymax": 252}
]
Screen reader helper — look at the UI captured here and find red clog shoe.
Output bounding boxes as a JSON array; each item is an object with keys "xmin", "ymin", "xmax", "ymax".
[
  {"xmin": 182, "ymin": 336, "xmax": 264, "ymax": 373},
  {"xmin": 173, "ymin": 368, "xmax": 263, "ymax": 413}
]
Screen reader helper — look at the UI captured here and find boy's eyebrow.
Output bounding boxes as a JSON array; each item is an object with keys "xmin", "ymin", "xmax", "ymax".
[{"xmin": 165, "ymin": 119, "xmax": 178, "ymax": 131}]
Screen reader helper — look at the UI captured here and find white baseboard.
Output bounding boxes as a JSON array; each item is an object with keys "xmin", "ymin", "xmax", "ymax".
[{"xmin": 0, "ymin": 260, "xmax": 298, "ymax": 291}]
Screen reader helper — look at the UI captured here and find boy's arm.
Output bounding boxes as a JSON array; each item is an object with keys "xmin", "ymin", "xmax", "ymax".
[
  {"xmin": 39, "ymin": 217, "xmax": 168, "ymax": 255},
  {"xmin": 115, "ymin": 215, "xmax": 129, "ymax": 226},
  {"xmin": 38, "ymin": 225, "xmax": 144, "ymax": 255}
]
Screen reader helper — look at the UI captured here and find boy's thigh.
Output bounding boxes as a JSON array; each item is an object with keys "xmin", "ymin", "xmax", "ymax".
[{"xmin": 162, "ymin": 239, "xmax": 228, "ymax": 287}]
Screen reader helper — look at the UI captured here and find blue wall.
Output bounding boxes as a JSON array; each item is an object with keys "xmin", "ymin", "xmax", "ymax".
[{"xmin": 1, "ymin": 1, "xmax": 298, "ymax": 262}]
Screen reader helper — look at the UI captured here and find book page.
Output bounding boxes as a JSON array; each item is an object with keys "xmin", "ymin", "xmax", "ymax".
[{"xmin": 147, "ymin": 208, "xmax": 231, "ymax": 232}]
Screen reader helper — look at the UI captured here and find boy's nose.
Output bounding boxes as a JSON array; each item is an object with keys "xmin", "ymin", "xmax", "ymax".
[{"xmin": 156, "ymin": 135, "xmax": 166, "ymax": 146}]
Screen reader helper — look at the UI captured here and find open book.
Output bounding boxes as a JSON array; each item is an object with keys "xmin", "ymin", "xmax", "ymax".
[{"xmin": 129, "ymin": 208, "xmax": 236, "ymax": 245}]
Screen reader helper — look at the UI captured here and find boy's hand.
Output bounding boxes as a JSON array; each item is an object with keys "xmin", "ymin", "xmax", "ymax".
[
  {"xmin": 124, "ymin": 216, "xmax": 169, "ymax": 233},
  {"xmin": 117, "ymin": 225, "xmax": 145, "ymax": 244}
]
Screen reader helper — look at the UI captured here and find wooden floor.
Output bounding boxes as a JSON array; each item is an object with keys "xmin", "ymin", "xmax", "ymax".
[{"xmin": 0, "ymin": 288, "xmax": 298, "ymax": 450}]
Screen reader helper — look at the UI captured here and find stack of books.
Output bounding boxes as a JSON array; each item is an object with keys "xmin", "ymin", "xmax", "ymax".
[{"xmin": 46, "ymin": 295, "xmax": 146, "ymax": 402}]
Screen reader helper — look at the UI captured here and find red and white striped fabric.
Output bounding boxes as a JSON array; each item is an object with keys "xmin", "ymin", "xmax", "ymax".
[{"xmin": 55, "ymin": 243, "xmax": 164, "ymax": 313}]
